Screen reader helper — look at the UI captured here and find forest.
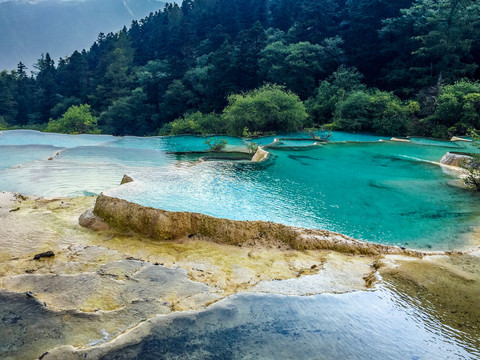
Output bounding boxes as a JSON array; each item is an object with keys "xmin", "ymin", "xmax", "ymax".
[{"xmin": 0, "ymin": 0, "xmax": 479, "ymax": 138}]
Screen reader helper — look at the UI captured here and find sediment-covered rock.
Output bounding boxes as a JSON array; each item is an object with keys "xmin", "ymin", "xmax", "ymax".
[
  {"xmin": 251, "ymin": 147, "xmax": 269, "ymax": 162},
  {"xmin": 78, "ymin": 208, "xmax": 110, "ymax": 231},
  {"xmin": 91, "ymin": 194, "xmax": 422, "ymax": 257},
  {"xmin": 120, "ymin": 174, "xmax": 134, "ymax": 185}
]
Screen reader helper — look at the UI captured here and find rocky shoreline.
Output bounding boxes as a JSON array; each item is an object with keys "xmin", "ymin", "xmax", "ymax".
[
  {"xmin": 1, "ymin": 190, "xmax": 480, "ymax": 359},
  {"xmin": 0, "ymin": 191, "xmax": 380, "ymax": 359}
]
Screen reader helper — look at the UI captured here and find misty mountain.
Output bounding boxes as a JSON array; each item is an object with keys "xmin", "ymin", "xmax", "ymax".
[{"xmin": 0, "ymin": 0, "xmax": 166, "ymax": 71}]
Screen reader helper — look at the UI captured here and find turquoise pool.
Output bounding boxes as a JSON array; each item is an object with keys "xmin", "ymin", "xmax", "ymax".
[{"xmin": 1, "ymin": 130, "xmax": 479, "ymax": 250}]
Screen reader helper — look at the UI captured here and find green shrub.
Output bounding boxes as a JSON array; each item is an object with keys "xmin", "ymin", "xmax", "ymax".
[
  {"xmin": 423, "ymin": 80, "xmax": 480, "ymax": 138},
  {"xmin": 204, "ymin": 138, "xmax": 228, "ymax": 151},
  {"xmin": 242, "ymin": 127, "xmax": 262, "ymax": 139},
  {"xmin": 247, "ymin": 142, "xmax": 259, "ymax": 154},
  {"xmin": 169, "ymin": 112, "xmax": 225, "ymax": 135},
  {"xmin": 333, "ymin": 90, "xmax": 372, "ymax": 132},
  {"xmin": 0, "ymin": 116, "xmax": 8, "ymax": 130},
  {"xmin": 223, "ymin": 84, "xmax": 307, "ymax": 136},
  {"xmin": 460, "ymin": 129, "xmax": 480, "ymax": 191},
  {"xmin": 304, "ymin": 127, "xmax": 332, "ymax": 141},
  {"xmin": 333, "ymin": 89, "xmax": 415, "ymax": 135},
  {"xmin": 46, "ymin": 104, "xmax": 100, "ymax": 134}
]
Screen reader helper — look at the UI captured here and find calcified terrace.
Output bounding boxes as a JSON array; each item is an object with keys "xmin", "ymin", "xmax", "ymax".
[{"xmin": 1, "ymin": 131, "xmax": 480, "ymax": 359}]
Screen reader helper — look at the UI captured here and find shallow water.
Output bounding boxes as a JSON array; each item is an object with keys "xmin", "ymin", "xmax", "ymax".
[
  {"xmin": 109, "ymin": 141, "xmax": 480, "ymax": 249},
  {"xmin": 0, "ymin": 144, "xmax": 61, "ymax": 171},
  {"xmin": 1, "ymin": 130, "xmax": 479, "ymax": 249},
  {"xmin": 252, "ymin": 130, "xmax": 391, "ymax": 145},
  {"xmin": 105, "ymin": 135, "xmax": 248, "ymax": 152},
  {"xmin": 1, "ymin": 283, "xmax": 478, "ymax": 360},
  {"xmin": 94, "ymin": 286, "xmax": 479, "ymax": 360},
  {"xmin": 409, "ymin": 137, "xmax": 468, "ymax": 148},
  {"xmin": 0, "ymin": 129, "xmax": 114, "ymax": 148}
]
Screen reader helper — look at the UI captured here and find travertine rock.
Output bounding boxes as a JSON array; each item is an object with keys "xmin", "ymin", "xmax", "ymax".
[
  {"xmin": 92, "ymin": 194, "xmax": 422, "ymax": 257},
  {"xmin": 440, "ymin": 152, "xmax": 472, "ymax": 167},
  {"xmin": 120, "ymin": 174, "xmax": 134, "ymax": 185},
  {"xmin": 251, "ymin": 147, "xmax": 269, "ymax": 162}
]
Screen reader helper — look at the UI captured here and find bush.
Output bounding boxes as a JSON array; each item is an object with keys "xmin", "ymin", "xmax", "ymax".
[
  {"xmin": 370, "ymin": 91, "xmax": 416, "ymax": 135},
  {"xmin": 333, "ymin": 89, "xmax": 416, "ymax": 135},
  {"xmin": 204, "ymin": 138, "xmax": 228, "ymax": 151},
  {"xmin": 223, "ymin": 84, "xmax": 308, "ymax": 136},
  {"xmin": 242, "ymin": 127, "xmax": 262, "ymax": 139},
  {"xmin": 423, "ymin": 80, "xmax": 480, "ymax": 138},
  {"xmin": 45, "ymin": 104, "xmax": 100, "ymax": 134},
  {"xmin": 247, "ymin": 141, "xmax": 259, "ymax": 154},
  {"xmin": 169, "ymin": 112, "xmax": 225, "ymax": 135},
  {"xmin": 304, "ymin": 127, "xmax": 332, "ymax": 141},
  {"xmin": 0, "ymin": 116, "xmax": 8, "ymax": 130},
  {"xmin": 461, "ymin": 129, "xmax": 480, "ymax": 191},
  {"xmin": 461, "ymin": 156, "xmax": 480, "ymax": 191}
]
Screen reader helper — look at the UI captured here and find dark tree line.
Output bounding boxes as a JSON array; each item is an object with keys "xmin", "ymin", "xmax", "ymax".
[{"xmin": 0, "ymin": 0, "xmax": 479, "ymax": 137}]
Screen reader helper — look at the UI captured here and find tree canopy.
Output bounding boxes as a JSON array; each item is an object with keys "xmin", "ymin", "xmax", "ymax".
[{"xmin": 0, "ymin": 0, "xmax": 479, "ymax": 138}]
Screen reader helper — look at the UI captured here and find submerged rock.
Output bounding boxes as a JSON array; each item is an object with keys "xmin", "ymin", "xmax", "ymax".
[
  {"xmin": 33, "ymin": 251, "xmax": 55, "ymax": 260},
  {"xmin": 120, "ymin": 174, "xmax": 134, "ymax": 185}
]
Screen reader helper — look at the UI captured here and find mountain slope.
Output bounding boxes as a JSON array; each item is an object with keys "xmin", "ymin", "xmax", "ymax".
[{"xmin": 0, "ymin": 0, "xmax": 166, "ymax": 71}]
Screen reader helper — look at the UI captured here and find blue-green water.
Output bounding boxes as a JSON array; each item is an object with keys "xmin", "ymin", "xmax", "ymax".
[
  {"xmin": 0, "ymin": 145, "xmax": 60, "ymax": 171},
  {"xmin": 1, "ymin": 130, "xmax": 479, "ymax": 249}
]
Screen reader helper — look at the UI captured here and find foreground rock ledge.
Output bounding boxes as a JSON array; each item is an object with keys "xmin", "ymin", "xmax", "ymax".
[
  {"xmin": 88, "ymin": 194, "xmax": 422, "ymax": 257},
  {"xmin": 3, "ymin": 192, "xmax": 480, "ymax": 359}
]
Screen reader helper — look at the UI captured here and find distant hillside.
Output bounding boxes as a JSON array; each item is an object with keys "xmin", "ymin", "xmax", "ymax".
[{"xmin": 0, "ymin": 0, "xmax": 166, "ymax": 71}]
